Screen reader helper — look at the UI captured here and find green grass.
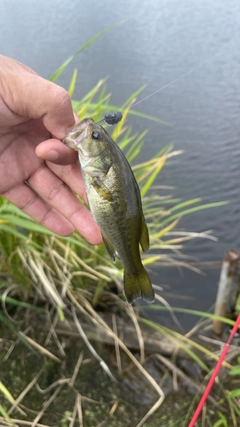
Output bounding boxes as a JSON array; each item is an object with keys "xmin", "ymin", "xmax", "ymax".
[
  {"xmin": 0, "ymin": 75, "xmax": 227, "ymax": 306},
  {"xmin": 0, "ymin": 32, "xmax": 237, "ymax": 427}
]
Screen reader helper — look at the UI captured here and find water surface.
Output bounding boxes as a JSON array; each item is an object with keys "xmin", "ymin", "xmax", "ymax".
[{"xmin": 1, "ymin": 0, "xmax": 240, "ymax": 323}]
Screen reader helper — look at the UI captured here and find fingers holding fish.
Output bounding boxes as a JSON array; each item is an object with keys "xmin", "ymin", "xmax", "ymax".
[
  {"xmin": 36, "ymin": 138, "xmax": 78, "ymax": 164},
  {"xmin": 26, "ymin": 162, "xmax": 102, "ymax": 244},
  {"xmin": 2, "ymin": 180, "xmax": 75, "ymax": 237},
  {"xmin": 36, "ymin": 112, "xmax": 80, "ymax": 164}
]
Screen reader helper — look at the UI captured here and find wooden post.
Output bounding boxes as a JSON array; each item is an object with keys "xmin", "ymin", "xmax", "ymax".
[{"xmin": 213, "ymin": 249, "xmax": 240, "ymax": 335}]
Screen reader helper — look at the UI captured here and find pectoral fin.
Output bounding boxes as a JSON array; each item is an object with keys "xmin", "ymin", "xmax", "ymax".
[
  {"xmin": 140, "ymin": 215, "xmax": 150, "ymax": 252},
  {"xmin": 91, "ymin": 178, "xmax": 113, "ymax": 201}
]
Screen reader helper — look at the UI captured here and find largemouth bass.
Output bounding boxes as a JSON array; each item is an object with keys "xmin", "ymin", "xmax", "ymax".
[{"xmin": 63, "ymin": 117, "xmax": 155, "ymax": 304}]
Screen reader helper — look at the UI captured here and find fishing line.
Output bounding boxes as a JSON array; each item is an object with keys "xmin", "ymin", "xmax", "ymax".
[
  {"xmin": 97, "ymin": 37, "xmax": 237, "ymax": 128},
  {"xmin": 100, "ymin": 48, "xmax": 230, "ymax": 125},
  {"xmin": 128, "ymin": 7, "xmax": 240, "ymax": 111},
  {"xmin": 99, "ymin": 56, "xmax": 220, "ymax": 126},
  {"xmin": 130, "ymin": 59, "xmax": 216, "ymax": 109},
  {"xmin": 96, "ymin": 8, "xmax": 240, "ymax": 123}
]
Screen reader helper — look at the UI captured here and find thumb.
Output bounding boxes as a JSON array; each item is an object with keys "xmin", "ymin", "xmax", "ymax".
[{"xmin": 0, "ymin": 55, "xmax": 75, "ymax": 139}]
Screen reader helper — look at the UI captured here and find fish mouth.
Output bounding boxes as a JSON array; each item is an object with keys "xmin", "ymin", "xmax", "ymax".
[{"xmin": 62, "ymin": 126, "xmax": 88, "ymax": 150}]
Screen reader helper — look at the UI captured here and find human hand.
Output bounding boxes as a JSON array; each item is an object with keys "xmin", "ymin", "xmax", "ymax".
[{"xmin": 0, "ymin": 55, "xmax": 102, "ymax": 244}]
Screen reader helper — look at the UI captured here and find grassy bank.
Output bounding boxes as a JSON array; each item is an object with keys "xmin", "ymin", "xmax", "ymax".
[{"xmin": 0, "ymin": 33, "xmax": 239, "ymax": 426}]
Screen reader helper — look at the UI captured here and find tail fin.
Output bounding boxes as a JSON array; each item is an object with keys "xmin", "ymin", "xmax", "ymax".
[{"xmin": 123, "ymin": 267, "xmax": 155, "ymax": 304}]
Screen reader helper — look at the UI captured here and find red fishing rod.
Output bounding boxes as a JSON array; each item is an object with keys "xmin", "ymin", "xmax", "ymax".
[{"xmin": 188, "ymin": 314, "xmax": 240, "ymax": 427}]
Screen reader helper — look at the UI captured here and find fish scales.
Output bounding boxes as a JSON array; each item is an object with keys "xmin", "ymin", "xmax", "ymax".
[{"xmin": 63, "ymin": 118, "xmax": 155, "ymax": 304}]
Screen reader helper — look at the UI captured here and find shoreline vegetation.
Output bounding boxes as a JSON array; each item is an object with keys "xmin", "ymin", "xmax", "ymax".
[{"xmin": 0, "ymin": 32, "xmax": 239, "ymax": 427}]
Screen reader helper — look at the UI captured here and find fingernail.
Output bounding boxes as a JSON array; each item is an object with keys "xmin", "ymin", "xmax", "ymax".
[{"xmin": 47, "ymin": 150, "xmax": 59, "ymax": 161}]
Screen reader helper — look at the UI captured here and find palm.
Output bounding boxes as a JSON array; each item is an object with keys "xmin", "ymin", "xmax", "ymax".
[
  {"xmin": 0, "ymin": 120, "xmax": 49, "ymax": 192},
  {"xmin": 0, "ymin": 117, "xmax": 101, "ymax": 244},
  {"xmin": 0, "ymin": 55, "xmax": 102, "ymax": 244}
]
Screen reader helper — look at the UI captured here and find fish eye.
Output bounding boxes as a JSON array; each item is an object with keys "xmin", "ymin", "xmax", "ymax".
[{"xmin": 92, "ymin": 130, "xmax": 101, "ymax": 140}]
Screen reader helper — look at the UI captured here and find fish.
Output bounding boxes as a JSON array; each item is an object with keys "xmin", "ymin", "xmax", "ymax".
[{"xmin": 62, "ymin": 117, "xmax": 155, "ymax": 304}]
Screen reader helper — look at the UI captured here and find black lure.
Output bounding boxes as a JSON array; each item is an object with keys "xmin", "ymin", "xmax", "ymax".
[{"xmin": 96, "ymin": 111, "xmax": 122, "ymax": 127}]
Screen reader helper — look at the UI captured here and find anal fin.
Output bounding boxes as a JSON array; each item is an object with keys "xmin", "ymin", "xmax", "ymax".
[{"xmin": 102, "ymin": 234, "xmax": 118, "ymax": 262}]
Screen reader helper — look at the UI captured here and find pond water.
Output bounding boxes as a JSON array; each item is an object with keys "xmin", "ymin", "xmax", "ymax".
[{"xmin": 1, "ymin": 0, "xmax": 240, "ymax": 324}]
